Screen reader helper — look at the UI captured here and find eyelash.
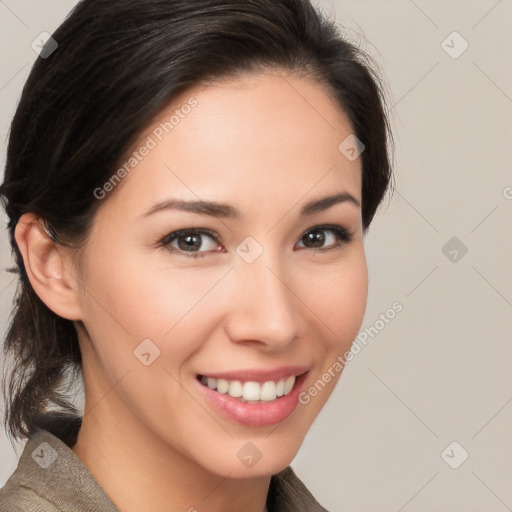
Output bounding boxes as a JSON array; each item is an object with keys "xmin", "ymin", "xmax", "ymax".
[{"xmin": 157, "ymin": 224, "xmax": 354, "ymax": 259}]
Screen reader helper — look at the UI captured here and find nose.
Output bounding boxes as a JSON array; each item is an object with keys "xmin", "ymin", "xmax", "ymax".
[{"xmin": 223, "ymin": 250, "xmax": 299, "ymax": 350}]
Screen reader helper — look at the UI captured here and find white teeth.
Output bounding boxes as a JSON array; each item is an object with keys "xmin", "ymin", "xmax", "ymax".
[
  {"xmin": 284, "ymin": 375, "xmax": 295, "ymax": 395},
  {"xmin": 216, "ymin": 379, "xmax": 229, "ymax": 394},
  {"xmin": 228, "ymin": 380, "xmax": 243, "ymax": 398},
  {"xmin": 260, "ymin": 381, "xmax": 277, "ymax": 401},
  {"xmin": 200, "ymin": 375, "xmax": 296, "ymax": 402},
  {"xmin": 276, "ymin": 379, "xmax": 285, "ymax": 397},
  {"xmin": 242, "ymin": 381, "xmax": 261, "ymax": 401}
]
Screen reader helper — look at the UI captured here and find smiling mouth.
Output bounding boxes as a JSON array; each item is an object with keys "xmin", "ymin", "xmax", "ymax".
[{"xmin": 196, "ymin": 373, "xmax": 303, "ymax": 403}]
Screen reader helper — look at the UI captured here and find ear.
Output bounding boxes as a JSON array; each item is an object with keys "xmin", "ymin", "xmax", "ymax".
[{"xmin": 14, "ymin": 212, "xmax": 83, "ymax": 321}]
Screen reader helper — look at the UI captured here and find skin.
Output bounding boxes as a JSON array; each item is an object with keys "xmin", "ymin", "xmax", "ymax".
[{"xmin": 15, "ymin": 70, "xmax": 368, "ymax": 512}]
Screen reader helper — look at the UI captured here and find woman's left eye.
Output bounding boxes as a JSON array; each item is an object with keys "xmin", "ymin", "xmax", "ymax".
[
  {"xmin": 157, "ymin": 224, "xmax": 353, "ymax": 259},
  {"xmin": 296, "ymin": 224, "xmax": 353, "ymax": 251}
]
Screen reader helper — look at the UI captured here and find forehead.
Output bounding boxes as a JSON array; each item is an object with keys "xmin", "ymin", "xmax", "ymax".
[{"xmin": 99, "ymin": 71, "xmax": 362, "ymax": 218}]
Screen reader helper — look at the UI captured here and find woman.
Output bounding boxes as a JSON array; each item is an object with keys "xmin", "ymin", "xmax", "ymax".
[{"xmin": 0, "ymin": 0, "xmax": 393, "ymax": 510}]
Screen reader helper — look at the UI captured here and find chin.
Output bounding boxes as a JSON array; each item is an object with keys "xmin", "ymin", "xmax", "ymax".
[{"xmin": 189, "ymin": 433, "xmax": 304, "ymax": 479}]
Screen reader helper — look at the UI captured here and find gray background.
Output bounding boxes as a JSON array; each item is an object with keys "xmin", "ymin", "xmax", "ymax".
[{"xmin": 1, "ymin": 1, "xmax": 511, "ymax": 511}]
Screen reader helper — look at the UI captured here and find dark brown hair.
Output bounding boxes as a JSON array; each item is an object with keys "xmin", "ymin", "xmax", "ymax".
[{"xmin": 0, "ymin": 0, "xmax": 394, "ymax": 447}]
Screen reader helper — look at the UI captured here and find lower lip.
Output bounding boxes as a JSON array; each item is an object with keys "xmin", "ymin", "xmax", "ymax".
[{"xmin": 195, "ymin": 372, "xmax": 308, "ymax": 427}]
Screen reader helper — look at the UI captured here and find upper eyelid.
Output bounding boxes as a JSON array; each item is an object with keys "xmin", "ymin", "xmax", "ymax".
[{"xmin": 161, "ymin": 227, "xmax": 221, "ymax": 244}]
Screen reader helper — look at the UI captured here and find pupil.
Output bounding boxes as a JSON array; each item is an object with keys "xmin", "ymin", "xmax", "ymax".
[
  {"xmin": 305, "ymin": 230, "xmax": 324, "ymax": 248},
  {"xmin": 179, "ymin": 234, "xmax": 201, "ymax": 251}
]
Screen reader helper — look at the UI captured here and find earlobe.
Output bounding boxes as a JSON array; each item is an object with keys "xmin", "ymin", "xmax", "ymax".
[{"xmin": 14, "ymin": 212, "xmax": 83, "ymax": 321}]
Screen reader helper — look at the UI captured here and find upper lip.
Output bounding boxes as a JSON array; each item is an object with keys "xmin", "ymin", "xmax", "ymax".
[{"xmin": 198, "ymin": 365, "xmax": 310, "ymax": 384}]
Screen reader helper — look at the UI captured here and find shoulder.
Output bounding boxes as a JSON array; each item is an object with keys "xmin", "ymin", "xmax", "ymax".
[
  {"xmin": 0, "ymin": 428, "xmax": 119, "ymax": 512},
  {"xmin": 0, "ymin": 478, "xmax": 55, "ymax": 512},
  {"xmin": 0, "ymin": 436, "xmax": 53, "ymax": 512}
]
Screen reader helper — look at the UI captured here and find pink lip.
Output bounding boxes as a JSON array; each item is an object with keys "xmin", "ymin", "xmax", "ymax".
[
  {"xmin": 195, "ymin": 371, "xmax": 309, "ymax": 427},
  {"xmin": 197, "ymin": 365, "xmax": 310, "ymax": 384}
]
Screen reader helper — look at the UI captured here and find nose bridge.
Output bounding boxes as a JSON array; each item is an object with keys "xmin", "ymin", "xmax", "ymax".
[{"xmin": 227, "ymin": 246, "xmax": 299, "ymax": 345}]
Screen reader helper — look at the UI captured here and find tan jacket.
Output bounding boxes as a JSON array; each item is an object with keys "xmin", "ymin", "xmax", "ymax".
[{"xmin": 0, "ymin": 428, "xmax": 329, "ymax": 511}]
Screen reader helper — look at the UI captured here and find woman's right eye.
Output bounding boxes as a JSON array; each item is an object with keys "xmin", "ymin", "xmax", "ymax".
[{"xmin": 158, "ymin": 229, "xmax": 223, "ymax": 259}]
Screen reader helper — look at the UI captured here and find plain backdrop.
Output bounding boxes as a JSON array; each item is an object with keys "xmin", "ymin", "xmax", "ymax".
[{"xmin": 0, "ymin": 1, "xmax": 511, "ymax": 511}]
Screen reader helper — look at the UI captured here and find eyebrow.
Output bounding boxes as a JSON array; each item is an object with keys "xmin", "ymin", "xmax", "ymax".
[{"xmin": 141, "ymin": 191, "xmax": 361, "ymax": 219}]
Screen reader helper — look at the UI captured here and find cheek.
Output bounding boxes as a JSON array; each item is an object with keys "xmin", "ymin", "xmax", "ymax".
[
  {"xmin": 79, "ymin": 248, "xmax": 228, "ymax": 368},
  {"xmin": 299, "ymin": 250, "xmax": 368, "ymax": 349},
  {"xmin": 84, "ymin": 248, "xmax": 216, "ymax": 331}
]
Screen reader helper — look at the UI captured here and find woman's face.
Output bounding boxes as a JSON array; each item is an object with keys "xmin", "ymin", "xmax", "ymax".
[{"xmin": 73, "ymin": 70, "xmax": 368, "ymax": 478}]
